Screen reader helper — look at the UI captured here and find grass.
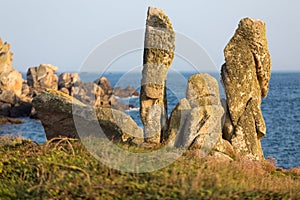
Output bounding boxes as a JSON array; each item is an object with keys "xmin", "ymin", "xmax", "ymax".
[{"xmin": 0, "ymin": 136, "xmax": 299, "ymax": 200}]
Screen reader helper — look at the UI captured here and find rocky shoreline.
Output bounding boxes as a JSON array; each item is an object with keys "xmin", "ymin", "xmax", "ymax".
[{"xmin": 1, "ymin": 7, "xmax": 272, "ymax": 162}]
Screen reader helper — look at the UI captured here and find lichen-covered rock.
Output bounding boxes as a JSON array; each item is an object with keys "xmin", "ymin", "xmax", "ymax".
[
  {"xmin": 27, "ymin": 64, "xmax": 58, "ymax": 90},
  {"xmin": 140, "ymin": 7, "xmax": 175, "ymax": 144},
  {"xmin": 186, "ymin": 74, "xmax": 221, "ymax": 107},
  {"xmin": 165, "ymin": 74, "xmax": 232, "ymax": 158},
  {"xmin": 221, "ymin": 18, "xmax": 272, "ymax": 160},
  {"xmin": 33, "ymin": 89, "xmax": 143, "ymax": 144}
]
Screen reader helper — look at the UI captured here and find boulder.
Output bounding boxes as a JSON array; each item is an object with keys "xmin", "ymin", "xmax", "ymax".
[
  {"xmin": 0, "ymin": 117, "xmax": 23, "ymax": 125},
  {"xmin": 140, "ymin": 7, "xmax": 175, "ymax": 144},
  {"xmin": 58, "ymin": 72, "xmax": 81, "ymax": 91},
  {"xmin": 94, "ymin": 77, "xmax": 113, "ymax": 95},
  {"xmin": 0, "ymin": 38, "xmax": 13, "ymax": 72},
  {"xmin": 165, "ymin": 74, "xmax": 230, "ymax": 158},
  {"xmin": 162, "ymin": 98, "xmax": 191, "ymax": 146},
  {"xmin": 0, "ymin": 69, "xmax": 23, "ymax": 96},
  {"xmin": 27, "ymin": 64, "xmax": 58, "ymax": 90},
  {"xmin": 0, "ymin": 39, "xmax": 23, "ymax": 96},
  {"xmin": 113, "ymin": 86, "xmax": 139, "ymax": 98},
  {"xmin": 33, "ymin": 89, "xmax": 143, "ymax": 144},
  {"xmin": 221, "ymin": 18, "xmax": 272, "ymax": 160}
]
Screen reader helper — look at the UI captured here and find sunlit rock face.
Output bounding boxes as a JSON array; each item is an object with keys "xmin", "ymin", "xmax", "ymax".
[
  {"xmin": 140, "ymin": 7, "xmax": 175, "ymax": 144},
  {"xmin": 221, "ymin": 18, "xmax": 272, "ymax": 160}
]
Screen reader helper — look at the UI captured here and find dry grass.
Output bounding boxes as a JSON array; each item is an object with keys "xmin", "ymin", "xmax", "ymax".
[{"xmin": 0, "ymin": 136, "xmax": 299, "ymax": 199}]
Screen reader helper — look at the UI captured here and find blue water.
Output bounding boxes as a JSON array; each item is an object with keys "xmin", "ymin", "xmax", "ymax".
[{"xmin": 1, "ymin": 72, "xmax": 299, "ymax": 169}]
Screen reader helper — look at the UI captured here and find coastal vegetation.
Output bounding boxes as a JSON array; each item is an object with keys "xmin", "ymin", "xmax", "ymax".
[{"xmin": 0, "ymin": 136, "xmax": 299, "ymax": 199}]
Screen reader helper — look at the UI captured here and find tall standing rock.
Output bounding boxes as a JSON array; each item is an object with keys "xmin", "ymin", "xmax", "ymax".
[
  {"xmin": 221, "ymin": 18, "xmax": 272, "ymax": 160},
  {"xmin": 140, "ymin": 7, "xmax": 175, "ymax": 144},
  {"xmin": 0, "ymin": 39, "xmax": 23, "ymax": 97}
]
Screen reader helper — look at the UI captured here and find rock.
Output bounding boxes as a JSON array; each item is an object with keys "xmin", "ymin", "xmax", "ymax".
[
  {"xmin": 140, "ymin": 7, "xmax": 175, "ymax": 144},
  {"xmin": 32, "ymin": 89, "xmax": 84, "ymax": 139},
  {"xmin": 0, "ymin": 38, "xmax": 13, "ymax": 72},
  {"xmin": 94, "ymin": 77, "xmax": 112, "ymax": 95},
  {"xmin": 58, "ymin": 72, "xmax": 81, "ymax": 91},
  {"xmin": 0, "ymin": 89, "xmax": 17, "ymax": 104},
  {"xmin": 33, "ymin": 89, "xmax": 143, "ymax": 144},
  {"xmin": 221, "ymin": 18, "xmax": 272, "ymax": 160},
  {"xmin": 0, "ymin": 69, "xmax": 23, "ymax": 96},
  {"xmin": 221, "ymin": 99, "xmax": 234, "ymax": 141},
  {"xmin": 0, "ymin": 39, "xmax": 23, "ymax": 97},
  {"xmin": 186, "ymin": 74, "xmax": 221, "ymax": 107},
  {"xmin": 163, "ymin": 98, "xmax": 191, "ymax": 146},
  {"xmin": 113, "ymin": 86, "xmax": 139, "ymax": 98},
  {"xmin": 0, "ymin": 103, "xmax": 11, "ymax": 116},
  {"xmin": 9, "ymin": 101, "xmax": 32, "ymax": 117},
  {"xmin": 165, "ymin": 74, "xmax": 230, "ymax": 158},
  {"xmin": 0, "ymin": 117, "xmax": 23, "ymax": 125},
  {"xmin": 27, "ymin": 64, "xmax": 58, "ymax": 90},
  {"xmin": 59, "ymin": 87, "xmax": 69, "ymax": 94}
]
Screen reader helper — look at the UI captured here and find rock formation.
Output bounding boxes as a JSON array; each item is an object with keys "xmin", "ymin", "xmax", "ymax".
[
  {"xmin": 140, "ymin": 7, "xmax": 175, "ymax": 144},
  {"xmin": 0, "ymin": 38, "xmax": 31, "ymax": 117},
  {"xmin": 33, "ymin": 89, "xmax": 143, "ymax": 144},
  {"xmin": 164, "ymin": 74, "xmax": 232, "ymax": 158},
  {"xmin": 27, "ymin": 64, "xmax": 58, "ymax": 90},
  {"xmin": 58, "ymin": 72, "xmax": 81, "ymax": 93},
  {"xmin": 221, "ymin": 18, "xmax": 272, "ymax": 160},
  {"xmin": 0, "ymin": 39, "xmax": 23, "ymax": 97},
  {"xmin": 113, "ymin": 86, "xmax": 139, "ymax": 98}
]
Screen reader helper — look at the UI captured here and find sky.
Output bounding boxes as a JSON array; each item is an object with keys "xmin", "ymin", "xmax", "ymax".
[{"xmin": 0, "ymin": 0, "xmax": 299, "ymax": 72}]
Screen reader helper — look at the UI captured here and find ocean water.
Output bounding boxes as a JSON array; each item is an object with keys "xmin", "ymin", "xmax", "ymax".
[{"xmin": 1, "ymin": 72, "xmax": 299, "ymax": 169}]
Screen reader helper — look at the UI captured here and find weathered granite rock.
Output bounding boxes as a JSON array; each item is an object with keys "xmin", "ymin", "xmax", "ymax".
[
  {"xmin": 58, "ymin": 72, "xmax": 81, "ymax": 92},
  {"xmin": 165, "ymin": 74, "xmax": 231, "ymax": 158},
  {"xmin": 94, "ymin": 77, "xmax": 113, "ymax": 95},
  {"xmin": 163, "ymin": 98, "xmax": 191, "ymax": 146},
  {"xmin": 0, "ymin": 38, "xmax": 29, "ymax": 117},
  {"xmin": 0, "ymin": 69, "xmax": 23, "ymax": 97},
  {"xmin": 113, "ymin": 86, "xmax": 139, "ymax": 98},
  {"xmin": 0, "ymin": 39, "xmax": 23, "ymax": 96},
  {"xmin": 221, "ymin": 99, "xmax": 234, "ymax": 141},
  {"xmin": 186, "ymin": 74, "xmax": 221, "ymax": 107},
  {"xmin": 0, "ymin": 38, "xmax": 13, "ymax": 72},
  {"xmin": 221, "ymin": 18, "xmax": 272, "ymax": 160},
  {"xmin": 140, "ymin": 7, "xmax": 175, "ymax": 144},
  {"xmin": 27, "ymin": 64, "xmax": 58, "ymax": 90},
  {"xmin": 33, "ymin": 89, "xmax": 143, "ymax": 144}
]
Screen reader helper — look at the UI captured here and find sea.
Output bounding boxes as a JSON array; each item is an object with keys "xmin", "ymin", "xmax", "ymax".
[{"xmin": 0, "ymin": 71, "xmax": 299, "ymax": 169}]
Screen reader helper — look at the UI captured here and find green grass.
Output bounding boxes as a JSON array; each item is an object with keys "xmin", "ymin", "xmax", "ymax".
[{"xmin": 0, "ymin": 136, "xmax": 299, "ymax": 199}]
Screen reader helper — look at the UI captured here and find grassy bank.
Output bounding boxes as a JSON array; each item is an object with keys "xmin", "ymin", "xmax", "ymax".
[{"xmin": 0, "ymin": 136, "xmax": 299, "ymax": 199}]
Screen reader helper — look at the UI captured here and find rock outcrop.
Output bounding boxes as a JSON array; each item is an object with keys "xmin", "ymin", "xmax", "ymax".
[
  {"xmin": 27, "ymin": 64, "xmax": 58, "ymax": 90},
  {"xmin": 164, "ymin": 74, "xmax": 231, "ymax": 157},
  {"xmin": 33, "ymin": 89, "xmax": 143, "ymax": 144},
  {"xmin": 113, "ymin": 86, "xmax": 139, "ymax": 98},
  {"xmin": 140, "ymin": 7, "xmax": 175, "ymax": 144},
  {"xmin": 58, "ymin": 72, "xmax": 81, "ymax": 93},
  {"xmin": 0, "ymin": 38, "xmax": 30, "ymax": 117},
  {"xmin": 221, "ymin": 18, "xmax": 272, "ymax": 160},
  {"xmin": 0, "ymin": 39, "xmax": 23, "ymax": 97}
]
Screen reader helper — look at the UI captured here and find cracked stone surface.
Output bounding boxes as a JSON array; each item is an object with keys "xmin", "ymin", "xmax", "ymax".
[
  {"xmin": 221, "ymin": 18, "xmax": 272, "ymax": 160},
  {"xmin": 140, "ymin": 7, "xmax": 175, "ymax": 144}
]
